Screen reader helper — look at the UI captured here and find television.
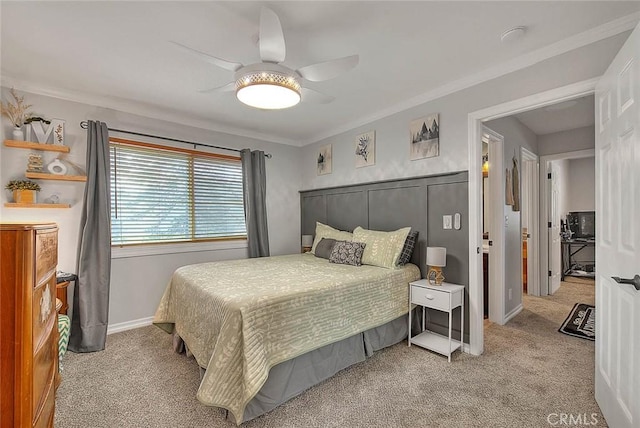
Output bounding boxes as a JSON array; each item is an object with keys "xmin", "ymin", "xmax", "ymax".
[{"xmin": 567, "ymin": 211, "xmax": 595, "ymax": 239}]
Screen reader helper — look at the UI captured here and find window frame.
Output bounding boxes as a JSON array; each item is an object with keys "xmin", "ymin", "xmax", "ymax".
[{"xmin": 109, "ymin": 137, "xmax": 247, "ymax": 249}]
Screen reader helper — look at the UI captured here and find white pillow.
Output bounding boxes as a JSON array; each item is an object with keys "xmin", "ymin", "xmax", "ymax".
[
  {"xmin": 310, "ymin": 222, "xmax": 353, "ymax": 254},
  {"xmin": 352, "ymin": 226, "xmax": 411, "ymax": 269}
]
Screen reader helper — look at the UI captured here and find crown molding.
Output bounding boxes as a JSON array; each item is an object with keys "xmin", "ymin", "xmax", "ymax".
[
  {"xmin": 301, "ymin": 11, "xmax": 640, "ymax": 146},
  {"xmin": 0, "ymin": 75, "xmax": 302, "ymax": 147}
]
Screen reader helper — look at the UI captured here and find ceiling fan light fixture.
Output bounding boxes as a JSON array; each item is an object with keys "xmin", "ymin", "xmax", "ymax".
[{"xmin": 235, "ymin": 70, "xmax": 301, "ymax": 109}]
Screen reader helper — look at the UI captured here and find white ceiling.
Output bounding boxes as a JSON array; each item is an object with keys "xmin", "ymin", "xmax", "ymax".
[
  {"xmin": 1, "ymin": 2, "xmax": 639, "ymax": 146},
  {"xmin": 514, "ymin": 94, "xmax": 595, "ymax": 136}
]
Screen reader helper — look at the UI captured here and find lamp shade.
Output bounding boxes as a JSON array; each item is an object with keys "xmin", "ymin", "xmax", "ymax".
[
  {"xmin": 426, "ymin": 247, "xmax": 446, "ymax": 267},
  {"xmin": 301, "ymin": 235, "xmax": 314, "ymax": 247}
]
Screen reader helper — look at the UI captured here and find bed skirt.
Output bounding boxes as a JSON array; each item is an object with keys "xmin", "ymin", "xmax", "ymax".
[{"xmin": 174, "ymin": 311, "xmax": 416, "ymax": 423}]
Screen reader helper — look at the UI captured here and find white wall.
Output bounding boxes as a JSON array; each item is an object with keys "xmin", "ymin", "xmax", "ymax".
[
  {"xmin": 0, "ymin": 89, "xmax": 302, "ymax": 327},
  {"xmin": 567, "ymin": 157, "xmax": 595, "ymax": 211},
  {"xmin": 538, "ymin": 125, "xmax": 595, "ymax": 156},
  {"xmin": 484, "ymin": 117, "xmax": 538, "ymax": 315}
]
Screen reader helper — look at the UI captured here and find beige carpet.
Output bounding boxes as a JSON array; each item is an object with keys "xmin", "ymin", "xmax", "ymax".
[{"xmin": 55, "ymin": 280, "xmax": 601, "ymax": 427}]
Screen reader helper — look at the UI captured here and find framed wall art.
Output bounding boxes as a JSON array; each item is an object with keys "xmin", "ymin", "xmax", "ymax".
[
  {"xmin": 317, "ymin": 144, "xmax": 332, "ymax": 175},
  {"xmin": 410, "ymin": 113, "xmax": 439, "ymax": 160},
  {"xmin": 355, "ymin": 130, "xmax": 375, "ymax": 168}
]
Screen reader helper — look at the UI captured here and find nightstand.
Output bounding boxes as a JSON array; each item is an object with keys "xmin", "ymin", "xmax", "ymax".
[
  {"xmin": 408, "ymin": 280, "xmax": 465, "ymax": 362},
  {"xmin": 56, "ymin": 281, "xmax": 70, "ymax": 315}
]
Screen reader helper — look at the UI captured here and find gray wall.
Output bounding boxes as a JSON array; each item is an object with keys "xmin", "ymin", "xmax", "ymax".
[
  {"xmin": 297, "ymin": 33, "xmax": 625, "ymax": 322},
  {"xmin": 568, "ymin": 157, "xmax": 596, "ymax": 212},
  {"xmin": 1, "ymin": 29, "xmax": 627, "ymax": 331},
  {"xmin": 299, "ymin": 33, "xmax": 628, "ymax": 191},
  {"xmin": 484, "ymin": 117, "xmax": 538, "ymax": 315},
  {"xmin": 565, "ymin": 157, "xmax": 596, "ymax": 263},
  {"xmin": 538, "ymin": 125, "xmax": 595, "ymax": 156},
  {"xmin": 0, "ymin": 88, "xmax": 302, "ymax": 328}
]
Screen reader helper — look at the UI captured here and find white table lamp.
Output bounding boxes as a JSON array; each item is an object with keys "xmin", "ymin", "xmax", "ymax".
[
  {"xmin": 426, "ymin": 247, "xmax": 446, "ymax": 285},
  {"xmin": 301, "ymin": 235, "xmax": 313, "ymax": 251}
]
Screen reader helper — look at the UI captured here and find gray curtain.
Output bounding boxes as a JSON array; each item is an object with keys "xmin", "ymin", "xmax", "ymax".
[
  {"xmin": 69, "ymin": 121, "xmax": 112, "ymax": 352},
  {"xmin": 241, "ymin": 149, "xmax": 270, "ymax": 257}
]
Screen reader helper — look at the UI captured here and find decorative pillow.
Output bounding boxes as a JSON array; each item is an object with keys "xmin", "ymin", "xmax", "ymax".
[
  {"xmin": 314, "ymin": 238, "xmax": 337, "ymax": 259},
  {"xmin": 398, "ymin": 231, "xmax": 419, "ymax": 265},
  {"xmin": 310, "ymin": 222, "xmax": 353, "ymax": 254},
  {"xmin": 352, "ymin": 226, "xmax": 411, "ymax": 269},
  {"xmin": 329, "ymin": 241, "xmax": 366, "ymax": 266}
]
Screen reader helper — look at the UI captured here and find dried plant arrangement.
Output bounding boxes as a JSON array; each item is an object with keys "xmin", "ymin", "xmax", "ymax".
[
  {"xmin": 1, "ymin": 88, "xmax": 32, "ymax": 127},
  {"xmin": 5, "ymin": 179, "xmax": 41, "ymax": 191}
]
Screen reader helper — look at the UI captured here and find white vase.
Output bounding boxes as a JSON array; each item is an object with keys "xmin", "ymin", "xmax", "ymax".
[{"xmin": 12, "ymin": 126, "xmax": 24, "ymax": 141}]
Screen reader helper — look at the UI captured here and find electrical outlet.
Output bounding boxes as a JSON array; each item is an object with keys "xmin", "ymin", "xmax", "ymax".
[
  {"xmin": 508, "ymin": 288, "xmax": 512, "ymax": 301},
  {"xmin": 443, "ymin": 215, "xmax": 452, "ymax": 230},
  {"xmin": 505, "ymin": 215, "xmax": 509, "ymax": 227}
]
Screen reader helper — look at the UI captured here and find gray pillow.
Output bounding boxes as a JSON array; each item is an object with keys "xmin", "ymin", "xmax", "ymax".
[
  {"xmin": 329, "ymin": 240, "xmax": 366, "ymax": 266},
  {"xmin": 398, "ymin": 231, "xmax": 419, "ymax": 265},
  {"xmin": 314, "ymin": 238, "xmax": 337, "ymax": 259}
]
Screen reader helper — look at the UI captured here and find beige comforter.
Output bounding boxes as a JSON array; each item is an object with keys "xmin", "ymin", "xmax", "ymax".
[{"xmin": 153, "ymin": 253, "xmax": 420, "ymax": 422}]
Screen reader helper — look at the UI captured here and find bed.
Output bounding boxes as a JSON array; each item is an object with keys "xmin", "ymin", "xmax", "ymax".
[
  {"xmin": 154, "ymin": 252, "xmax": 420, "ymax": 423},
  {"xmin": 154, "ymin": 172, "xmax": 470, "ymax": 424}
]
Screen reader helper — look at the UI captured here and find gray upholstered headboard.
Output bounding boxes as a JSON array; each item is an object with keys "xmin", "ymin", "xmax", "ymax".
[{"xmin": 300, "ymin": 171, "xmax": 469, "ymax": 282}]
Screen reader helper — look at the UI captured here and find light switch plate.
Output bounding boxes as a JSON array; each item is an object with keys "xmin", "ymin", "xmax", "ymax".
[
  {"xmin": 454, "ymin": 213, "xmax": 461, "ymax": 230},
  {"xmin": 443, "ymin": 215, "xmax": 452, "ymax": 230}
]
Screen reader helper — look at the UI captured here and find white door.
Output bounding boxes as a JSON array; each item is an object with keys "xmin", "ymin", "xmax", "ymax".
[
  {"xmin": 594, "ymin": 23, "xmax": 640, "ymax": 428},
  {"xmin": 485, "ymin": 128, "xmax": 506, "ymax": 324},
  {"xmin": 548, "ymin": 162, "xmax": 561, "ymax": 294}
]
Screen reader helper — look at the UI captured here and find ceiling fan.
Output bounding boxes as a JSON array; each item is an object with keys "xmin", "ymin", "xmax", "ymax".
[{"xmin": 172, "ymin": 7, "xmax": 359, "ymax": 110}]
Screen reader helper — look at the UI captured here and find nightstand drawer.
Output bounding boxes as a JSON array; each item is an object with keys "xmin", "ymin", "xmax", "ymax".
[{"xmin": 411, "ymin": 286, "xmax": 451, "ymax": 311}]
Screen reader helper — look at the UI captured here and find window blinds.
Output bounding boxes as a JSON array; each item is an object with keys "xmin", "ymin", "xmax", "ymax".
[{"xmin": 110, "ymin": 143, "xmax": 246, "ymax": 246}]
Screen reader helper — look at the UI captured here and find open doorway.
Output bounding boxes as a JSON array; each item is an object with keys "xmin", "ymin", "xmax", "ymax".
[
  {"xmin": 469, "ymin": 83, "xmax": 597, "ymax": 355},
  {"xmin": 540, "ymin": 150, "xmax": 596, "ymax": 296}
]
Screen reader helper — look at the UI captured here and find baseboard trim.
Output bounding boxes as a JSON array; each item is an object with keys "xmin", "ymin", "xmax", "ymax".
[
  {"xmin": 107, "ymin": 316, "xmax": 154, "ymax": 335},
  {"xmin": 504, "ymin": 304, "xmax": 524, "ymax": 323}
]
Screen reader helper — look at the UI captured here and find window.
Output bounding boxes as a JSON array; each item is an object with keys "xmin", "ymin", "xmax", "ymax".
[{"xmin": 110, "ymin": 140, "xmax": 246, "ymax": 246}]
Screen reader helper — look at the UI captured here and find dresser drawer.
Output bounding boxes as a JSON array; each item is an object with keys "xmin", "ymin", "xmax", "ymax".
[
  {"xmin": 35, "ymin": 228, "xmax": 57, "ymax": 287},
  {"xmin": 411, "ymin": 286, "xmax": 452, "ymax": 311},
  {"xmin": 33, "ymin": 275, "xmax": 57, "ymax": 352},
  {"xmin": 33, "ymin": 367, "xmax": 56, "ymax": 428},
  {"xmin": 32, "ymin": 325, "xmax": 56, "ymax": 422}
]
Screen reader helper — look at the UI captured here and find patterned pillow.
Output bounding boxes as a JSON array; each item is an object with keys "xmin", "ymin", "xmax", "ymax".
[
  {"xmin": 329, "ymin": 241, "xmax": 366, "ymax": 266},
  {"xmin": 310, "ymin": 222, "xmax": 353, "ymax": 254},
  {"xmin": 314, "ymin": 238, "xmax": 337, "ymax": 259},
  {"xmin": 352, "ymin": 226, "xmax": 411, "ymax": 269},
  {"xmin": 398, "ymin": 231, "xmax": 419, "ymax": 265}
]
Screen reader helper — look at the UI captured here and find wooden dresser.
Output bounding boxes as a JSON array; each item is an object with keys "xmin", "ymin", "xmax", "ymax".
[{"xmin": 1, "ymin": 222, "xmax": 59, "ymax": 428}]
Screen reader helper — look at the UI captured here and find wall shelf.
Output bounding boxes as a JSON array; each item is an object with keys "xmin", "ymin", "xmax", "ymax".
[
  {"xmin": 4, "ymin": 139, "xmax": 70, "ymax": 153},
  {"xmin": 4, "ymin": 203, "xmax": 71, "ymax": 209},
  {"xmin": 25, "ymin": 172, "xmax": 87, "ymax": 182}
]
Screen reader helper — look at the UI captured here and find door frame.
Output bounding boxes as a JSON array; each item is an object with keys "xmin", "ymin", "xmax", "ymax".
[
  {"xmin": 539, "ymin": 148, "xmax": 596, "ymax": 295},
  {"xmin": 521, "ymin": 147, "xmax": 540, "ymax": 296},
  {"xmin": 467, "ymin": 77, "xmax": 597, "ymax": 355}
]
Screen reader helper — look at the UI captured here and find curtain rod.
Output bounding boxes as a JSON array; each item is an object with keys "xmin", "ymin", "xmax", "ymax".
[{"xmin": 79, "ymin": 121, "xmax": 272, "ymax": 158}]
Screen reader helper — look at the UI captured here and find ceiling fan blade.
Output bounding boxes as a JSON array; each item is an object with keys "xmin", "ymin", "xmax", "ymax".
[
  {"xmin": 259, "ymin": 7, "xmax": 286, "ymax": 63},
  {"xmin": 301, "ymin": 87, "xmax": 334, "ymax": 104},
  {"xmin": 170, "ymin": 41, "xmax": 242, "ymax": 72},
  {"xmin": 198, "ymin": 82, "xmax": 235, "ymax": 94},
  {"xmin": 297, "ymin": 55, "xmax": 359, "ymax": 82}
]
